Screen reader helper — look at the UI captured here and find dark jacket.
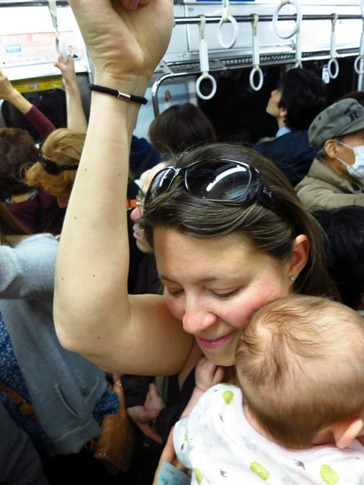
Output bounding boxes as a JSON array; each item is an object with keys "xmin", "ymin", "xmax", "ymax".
[
  {"xmin": 129, "ymin": 136, "xmax": 161, "ymax": 180},
  {"xmin": 254, "ymin": 130, "xmax": 316, "ymax": 186}
]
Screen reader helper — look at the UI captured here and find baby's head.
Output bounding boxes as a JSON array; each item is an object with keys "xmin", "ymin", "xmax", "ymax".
[{"xmin": 236, "ymin": 295, "xmax": 364, "ymax": 449}]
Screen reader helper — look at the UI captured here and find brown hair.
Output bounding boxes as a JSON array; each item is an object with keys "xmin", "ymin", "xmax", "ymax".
[
  {"xmin": 24, "ymin": 128, "xmax": 85, "ymax": 197},
  {"xmin": 236, "ymin": 295, "xmax": 364, "ymax": 448},
  {"xmin": 141, "ymin": 143, "xmax": 338, "ymax": 299},
  {"xmin": 0, "ymin": 127, "xmax": 38, "ymax": 199},
  {"xmin": 148, "ymin": 103, "xmax": 217, "ymax": 155}
]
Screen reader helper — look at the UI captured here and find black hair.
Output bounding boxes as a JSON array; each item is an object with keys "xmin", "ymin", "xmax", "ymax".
[
  {"xmin": 278, "ymin": 68, "xmax": 327, "ymax": 131},
  {"xmin": 313, "ymin": 206, "xmax": 364, "ymax": 310}
]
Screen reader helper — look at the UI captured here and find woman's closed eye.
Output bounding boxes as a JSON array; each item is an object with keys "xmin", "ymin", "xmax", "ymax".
[
  {"xmin": 165, "ymin": 287, "xmax": 184, "ymax": 297},
  {"xmin": 209, "ymin": 288, "xmax": 239, "ymax": 299}
]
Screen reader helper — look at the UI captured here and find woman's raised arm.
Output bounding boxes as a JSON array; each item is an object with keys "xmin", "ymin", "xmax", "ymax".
[{"xmin": 54, "ymin": 0, "xmax": 194, "ymax": 375}]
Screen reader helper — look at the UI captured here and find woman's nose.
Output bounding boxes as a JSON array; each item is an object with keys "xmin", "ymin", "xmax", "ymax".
[
  {"xmin": 130, "ymin": 206, "xmax": 142, "ymax": 222},
  {"xmin": 182, "ymin": 299, "xmax": 216, "ymax": 335}
]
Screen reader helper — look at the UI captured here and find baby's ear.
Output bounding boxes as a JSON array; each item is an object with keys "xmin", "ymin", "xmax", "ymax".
[{"xmin": 332, "ymin": 418, "xmax": 364, "ymax": 449}]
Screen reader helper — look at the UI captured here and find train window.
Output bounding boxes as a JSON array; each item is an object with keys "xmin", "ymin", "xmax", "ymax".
[
  {"xmin": 1, "ymin": 89, "xmax": 67, "ymax": 143},
  {"xmin": 196, "ymin": 58, "xmax": 359, "ymax": 145}
]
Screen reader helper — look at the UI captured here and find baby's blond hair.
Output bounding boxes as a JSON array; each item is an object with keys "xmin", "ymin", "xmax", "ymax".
[{"xmin": 236, "ymin": 295, "xmax": 364, "ymax": 448}]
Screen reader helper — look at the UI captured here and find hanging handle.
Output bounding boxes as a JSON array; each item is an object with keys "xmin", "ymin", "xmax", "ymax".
[
  {"xmin": 196, "ymin": 16, "xmax": 217, "ymax": 101},
  {"xmin": 249, "ymin": 14, "xmax": 264, "ymax": 92},
  {"xmin": 328, "ymin": 14, "xmax": 339, "ymax": 79},
  {"xmin": 354, "ymin": 17, "xmax": 364, "ymax": 74},
  {"xmin": 273, "ymin": 0, "xmax": 302, "ymax": 40},
  {"xmin": 217, "ymin": 0, "xmax": 239, "ymax": 49},
  {"xmin": 48, "ymin": 0, "xmax": 68, "ymax": 62}
]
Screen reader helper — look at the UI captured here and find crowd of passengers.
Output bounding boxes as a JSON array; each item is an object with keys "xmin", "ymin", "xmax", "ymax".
[{"xmin": 1, "ymin": 3, "xmax": 364, "ymax": 482}]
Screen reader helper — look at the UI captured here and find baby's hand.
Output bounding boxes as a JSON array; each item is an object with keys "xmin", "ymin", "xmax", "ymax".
[{"xmin": 195, "ymin": 357, "xmax": 224, "ymax": 392}]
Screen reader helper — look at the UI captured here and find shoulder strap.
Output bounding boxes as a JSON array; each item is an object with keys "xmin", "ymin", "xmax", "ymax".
[{"xmin": 0, "ymin": 381, "xmax": 36, "ymax": 420}]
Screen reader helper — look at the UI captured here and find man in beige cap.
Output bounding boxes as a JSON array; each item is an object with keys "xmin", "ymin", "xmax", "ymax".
[{"xmin": 295, "ymin": 98, "xmax": 364, "ymax": 210}]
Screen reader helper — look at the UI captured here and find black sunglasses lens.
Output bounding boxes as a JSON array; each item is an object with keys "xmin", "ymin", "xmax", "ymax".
[
  {"xmin": 145, "ymin": 167, "xmax": 176, "ymax": 204},
  {"xmin": 39, "ymin": 156, "xmax": 61, "ymax": 175},
  {"xmin": 186, "ymin": 161, "xmax": 260, "ymax": 203}
]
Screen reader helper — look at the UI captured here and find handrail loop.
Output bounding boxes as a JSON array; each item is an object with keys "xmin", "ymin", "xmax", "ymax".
[
  {"xmin": 328, "ymin": 14, "xmax": 339, "ymax": 79},
  {"xmin": 273, "ymin": 0, "xmax": 302, "ymax": 40},
  {"xmin": 196, "ymin": 16, "xmax": 217, "ymax": 101},
  {"xmin": 48, "ymin": 0, "xmax": 67, "ymax": 62},
  {"xmin": 217, "ymin": 0, "xmax": 239, "ymax": 49},
  {"xmin": 354, "ymin": 18, "xmax": 364, "ymax": 74},
  {"xmin": 249, "ymin": 14, "xmax": 264, "ymax": 92}
]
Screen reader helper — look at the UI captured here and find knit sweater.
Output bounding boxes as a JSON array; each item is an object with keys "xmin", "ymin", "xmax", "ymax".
[{"xmin": 0, "ymin": 234, "xmax": 109, "ymax": 455}]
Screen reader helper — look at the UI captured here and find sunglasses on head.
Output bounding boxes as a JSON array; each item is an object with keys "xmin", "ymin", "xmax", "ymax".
[
  {"xmin": 38, "ymin": 153, "xmax": 78, "ymax": 176},
  {"xmin": 144, "ymin": 159, "xmax": 275, "ymax": 209}
]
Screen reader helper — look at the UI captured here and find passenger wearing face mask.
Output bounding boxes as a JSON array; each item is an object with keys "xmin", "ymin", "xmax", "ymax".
[{"xmin": 295, "ymin": 98, "xmax": 364, "ymax": 210}]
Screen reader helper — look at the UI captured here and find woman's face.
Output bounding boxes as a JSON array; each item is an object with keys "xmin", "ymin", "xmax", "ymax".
[
  {"xmin": 154, "ymin": 228, "xmax": 295, "ymax": 367},
  {"xmin": 130, "ymin": 161, "xmax": 168, "ymax": 254}
]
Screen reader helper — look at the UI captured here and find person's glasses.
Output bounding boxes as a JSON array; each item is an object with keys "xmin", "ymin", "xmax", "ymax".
[
  {"xmin": 38, "ymin": 153, "xmax": 78, "ymax": 176},
  {"xmin": 136, "ymin": 190, "xmax": 145, "ymax": 212},
  {"xmin": 145, "ymin": 159, "xmax": 274, "ymax": 208}
]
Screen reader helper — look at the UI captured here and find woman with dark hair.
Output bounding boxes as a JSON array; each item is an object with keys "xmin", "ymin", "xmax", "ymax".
[
  {"xmin": 148, "ymin": 103, "xmax": 216, "ymax": 157},
  {"xmin": 55, "ymin": 0, "xmax": 338, "ymax": 374},
  {"xmin": 54, "ymin": 5, "xmax": 338, "ymax": 482}
]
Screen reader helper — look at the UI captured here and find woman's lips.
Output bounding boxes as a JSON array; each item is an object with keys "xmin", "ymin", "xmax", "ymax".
[
  {"xmin": 196, "ymin": 331, "xmax": 236, "ymax": 350},
  {"xmin": 132, "ymin": 225, "xmax": 143, "ymax": 241}
]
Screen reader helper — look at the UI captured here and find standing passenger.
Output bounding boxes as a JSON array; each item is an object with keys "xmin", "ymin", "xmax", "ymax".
[
  {"xmin": 295, "ymin": 98, "xmax": 364, "ymax": 210},
  {"xmin": 54, "ymin": 0, "xmax": 338, "ymax": 433},
  {"xmin": 254, "ymin": 68, "xmax": 327, "ymax": 186}
]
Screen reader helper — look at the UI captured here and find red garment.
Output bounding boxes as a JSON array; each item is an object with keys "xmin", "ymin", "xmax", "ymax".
[
  {"xmin": 6, "ymin": 190, "xmax": 65, "ymax": 235},
  {"xmin": 24, "ymin": 106, "xmax": 55, "ymax": 141},
  {"xmin": 5, "ymin": 106, "xmax": 64, "ymax": 234}
]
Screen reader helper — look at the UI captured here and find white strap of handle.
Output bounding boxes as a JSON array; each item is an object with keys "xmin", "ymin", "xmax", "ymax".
[
  {"xmin": 328, "ymin": 14, "xmax": 339, "ymax": 79},
  {"xmin": 48, "ymin": 0, "xmax": 67, "ymax": 62},
  {"xmin": 295, "ymin": 29, "xmax": 302, "ymax": 68},
  {"xmin": 354, "ymin": 18, "xmax": 364, "ymax": 74},
  {"xmin": 273, "ymin": 0, "xmax": 302, "ymax": 40},
  {"xmin": 196, "ymin": 16, "xmax": 217, "ymax": 101},
  {"xmin": 249, "ymin": 14, "xmax": 263, "ymax": 92}
]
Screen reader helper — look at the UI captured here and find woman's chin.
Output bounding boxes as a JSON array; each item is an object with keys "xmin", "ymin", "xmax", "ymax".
[{"xmin": 202, "ymin": 350, "xmax": 235, "ymax": 368}]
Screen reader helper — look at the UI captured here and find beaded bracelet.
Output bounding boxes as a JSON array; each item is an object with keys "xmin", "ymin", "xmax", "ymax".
[{"xmin": 89, "ymin": 83, "xmax": 148, "ymax": 105}]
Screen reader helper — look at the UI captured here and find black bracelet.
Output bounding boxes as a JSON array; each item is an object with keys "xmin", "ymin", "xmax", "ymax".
[{"xmin": 89, "ymin": 83, "xmax": 148, "ymax": 105}]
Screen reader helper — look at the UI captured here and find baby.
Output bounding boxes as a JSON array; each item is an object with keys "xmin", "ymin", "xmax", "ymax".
[{"xmin": 174, "ymin": 295, "xmax": 364, "ymax": 484}]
